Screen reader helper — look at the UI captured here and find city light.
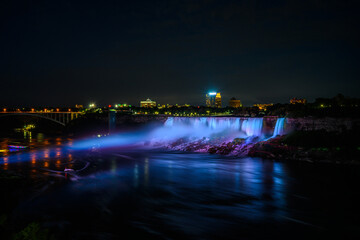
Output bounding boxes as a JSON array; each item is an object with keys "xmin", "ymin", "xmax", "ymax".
[
  {"xmin": 24, "ymin": 124, "xmax": 35, "ymax": 130},
  {"xmin": 206, "ymin": 92, "xmax": 222, "ymax": 108},
  {"xmin": 89, "ymin": 103, "xmax": 96, "ymax": 108}
]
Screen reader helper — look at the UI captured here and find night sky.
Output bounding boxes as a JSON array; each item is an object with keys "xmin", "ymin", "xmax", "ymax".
[{"xmin": 1, "ymin": 0, "xmax": 359, "ymax": 107}]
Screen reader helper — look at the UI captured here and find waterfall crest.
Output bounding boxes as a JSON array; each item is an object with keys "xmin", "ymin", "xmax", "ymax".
[
  {"xmin": 159, "ymin": 117, "xmax": 263, "ymax": 141},
  {"xmin": 72, "ymin": 117, "xmax": 289, "ymax": 153}
]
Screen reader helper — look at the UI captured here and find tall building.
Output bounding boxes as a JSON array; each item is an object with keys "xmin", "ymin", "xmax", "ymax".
[
  {"xmin": 140, "ymin": 98, "xmax": 156, "ymax": 108},
  {"xmin": 206, "ymin": 92, "xmax": 221, "ymax": 108},
  {"xmin": 229, "ymin": 97, "xmax": 242, "ymax": 108},
  {"xmin": 215, "ymin": 93, "xmax": 221, "ymax": 108},
  {"xmin": 206, "ymin": 92, "xmax": 216, "ymax": 107}
]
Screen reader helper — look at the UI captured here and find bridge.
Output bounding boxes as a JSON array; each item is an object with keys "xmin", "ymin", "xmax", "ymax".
[{"xmin": 0, "ymin": 111, "xmax": 83, "ymax": 126}]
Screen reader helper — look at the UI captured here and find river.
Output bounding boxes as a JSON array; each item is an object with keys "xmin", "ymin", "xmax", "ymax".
[{"xmin": 0, "ymin": 132, "xmax": 360, "ymax": 239}]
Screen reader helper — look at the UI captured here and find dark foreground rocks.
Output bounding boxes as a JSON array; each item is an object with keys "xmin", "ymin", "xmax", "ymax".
[
  {"xmin": 164, "ymin": 130, "xmax": 360, "ymax": 165},
  {"xmin": 249, "ymin": 135, "xmax": 360, "ymax": 164}
]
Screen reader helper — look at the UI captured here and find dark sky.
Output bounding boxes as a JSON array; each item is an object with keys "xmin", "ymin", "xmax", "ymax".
[{"xmin": 1, "ymin": 0, "xmax": 359, "ymax": 107}]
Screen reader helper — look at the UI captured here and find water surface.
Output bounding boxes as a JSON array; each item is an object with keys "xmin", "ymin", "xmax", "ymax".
[{"xmin": 1, "ymin": 136, "xmax": 360, "ymax": 239}]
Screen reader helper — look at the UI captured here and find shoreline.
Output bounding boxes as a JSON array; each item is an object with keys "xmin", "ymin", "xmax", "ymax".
[{"xmin": 161, "ymin": 134, "xmax": 360, "ymax": 165}]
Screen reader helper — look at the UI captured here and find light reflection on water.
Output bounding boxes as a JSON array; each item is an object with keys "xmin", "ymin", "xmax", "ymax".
[
  {"xmin": 57, "ymin": 151, "xmax": 291, "ymax": 237},
  {"xmin": 1, "ymin": 136, "xmax": 360, "ymax": 239},
  {"xmin": 0, "ymin": 135, "xmax": 74, "ymax": 177}
]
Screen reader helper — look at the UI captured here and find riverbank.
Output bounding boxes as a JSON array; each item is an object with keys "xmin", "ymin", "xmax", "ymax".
[
  {"xmin": 161, "ymin": 129, "xmax": 360, "ymax": 165},
  {"xmin": 249, "ymin": 131, "xmax": 360, "ymax": 164}
]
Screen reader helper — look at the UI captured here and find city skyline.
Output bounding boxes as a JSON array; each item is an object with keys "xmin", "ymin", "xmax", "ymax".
[
  {"xmin": 0, "ymin": 92, "xmax": 354, "ymax": 108},
  {"xmin": 1, "ymin": 0, "xmax": 360, "ymax": 107}
]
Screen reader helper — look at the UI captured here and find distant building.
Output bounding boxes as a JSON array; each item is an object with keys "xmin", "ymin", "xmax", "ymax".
[
  {"xmin": 215, "ymin": 93, "xmax": 221, "ymax": 108},
  {"xmin": 290, "ymin": 98, "xmax": 307, "ymax": 104},
  {"xmin": 206, "ymin": 92, "xmax": 216, "ymax": 107},
  {"xmin": 206, "ymin": 92, "xmax": 221, "ymax": 108},
  {"xmin": 253, "ymin": 103, "xmax": 273, "ymax": 111},
  {"xmin": 140, "ymin": 98, "xmax": 156, "ymax": 108},
  {"xmin": 75, "ymin": 104, "xmax": 83, "ymax": 109},
  {"xmin": 229, "ymin": 97, "xmax": 242, "ymax": 108}
]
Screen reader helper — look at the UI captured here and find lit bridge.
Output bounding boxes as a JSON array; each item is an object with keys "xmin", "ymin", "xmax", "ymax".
[{"xmin": 0, "ymin": 111, "xmax": 84, "ymax": 126}]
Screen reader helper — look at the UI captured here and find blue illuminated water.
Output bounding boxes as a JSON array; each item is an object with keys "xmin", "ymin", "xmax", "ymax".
[
  {"xmin": 163, "ymin": 117, "xmax": 262, "ymax": 139},
  {"xmin": 241, "ymin": 118, "xmax": 263, "ymax": 137},
  {"xmin": 272, "ymin": 118, "xmax": 285, "ymax": 138},
  {"xmin": 1, "ymin": 135, "xmax": 360, "ymax": 239},
  {"xmin": 1, "ymin": 120, "xmax": 360, "ymax": 239},
  {"xmin": 51, "ymin": 117, "xmax": 289, "ymax": 152}
]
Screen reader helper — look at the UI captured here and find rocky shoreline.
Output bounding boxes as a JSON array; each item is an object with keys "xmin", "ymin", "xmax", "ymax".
[
  {"xmin": 161, "ymin": 133, "xmax": 360, "ymax": 165},
  {"xmin": 248, "ymin": 137, "xmax": 360, "ymax": 165}
]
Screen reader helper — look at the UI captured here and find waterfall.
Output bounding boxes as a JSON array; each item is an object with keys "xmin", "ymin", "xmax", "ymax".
[
  {"xmin": 241, "ymin": 118, "xmax": 263, "ymax": 137},
  {"xmin": 272, "ymin": 118, "xmax": 285, "ymax": 137},
  {"xmin": 164, "ymin": 117, "xmax": 174, "ymax": 126},
  {"xmin": 72, "ymin": 117, "xmax": 268, "ymax": 151},
  {"xmin": 161, "ymin": 117, "xmax": 264, "ymax": 140}
]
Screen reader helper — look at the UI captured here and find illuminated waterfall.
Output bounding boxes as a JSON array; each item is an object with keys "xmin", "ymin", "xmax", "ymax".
[
  {"xmin": 72, "ymin": 117, "xmax": 267, "ymax": 151},
  {"xmin": 272, "ymin": 118, "xmax": 285, "ymax": 137},
  {"xmin": 160, "ymin": 117, "xmax": 263, "ymax": 140},
  {"xmin": 240, "ymin": 118, "xmax": 263, "ymax": 137},
  {"xmin": 5, "ymin": 117, "xmax": 288, "ymax": 164}
]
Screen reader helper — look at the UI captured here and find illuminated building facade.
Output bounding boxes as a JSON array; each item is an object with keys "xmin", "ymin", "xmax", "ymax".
[
  {"xmin": 140, "ymin": 98, "xmax": 156, "ymax": 108},
  {"xmin": 253, "ymin": 103, "xmax": 273, "ymax": 111},
  {"xmin": 206, "ymin": 92, "xmax": 222, "ymax": 108},
  {"xmin": 229, "ymin": 97, "xmax": 242, "ymax": 108},
  {"xmin": 290, "ymin": 98, "xmax": 307, "ymax": 104}
]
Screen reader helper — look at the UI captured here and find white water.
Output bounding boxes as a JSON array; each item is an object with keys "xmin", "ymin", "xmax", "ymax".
[
  {"xmin": 241, "ymin": 118, "xmax": 263, "ymax": 137},
  {"xmin": 72, "ymin": 117, "xmax": 286, "ymax": 150},
  {"xmin": 152, "ymin": 117, "xmax": 264, "ymax": 143},
  {"xmin": 272, "ymin": 118, "xmax": 285, "ymax": 138}
]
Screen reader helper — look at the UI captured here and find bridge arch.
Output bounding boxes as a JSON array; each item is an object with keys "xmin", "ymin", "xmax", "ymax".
[{"xmin": 0, "ymin": 112, "xmax": 81, "ymax": 126}]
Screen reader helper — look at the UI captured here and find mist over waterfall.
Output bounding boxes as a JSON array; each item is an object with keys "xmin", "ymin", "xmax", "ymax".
[
  {"xmin": 72, "ymin": 117, "xmax": 287, "ymax": 155},
  {"xmin": 145, "ymin": 117, "xmax": 287, "ymax": 154},
  {"xmin": 150, "ymin": 117, "xmax": 266, "ymax": 143}
]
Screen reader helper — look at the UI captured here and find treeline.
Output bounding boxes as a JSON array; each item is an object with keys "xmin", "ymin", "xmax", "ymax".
[{"xmin": 266, "ymin": 94, "xmax": 360, "ymax": 118}]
